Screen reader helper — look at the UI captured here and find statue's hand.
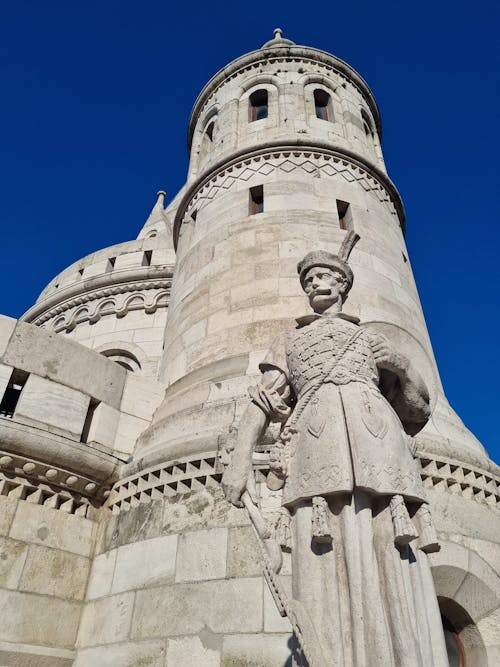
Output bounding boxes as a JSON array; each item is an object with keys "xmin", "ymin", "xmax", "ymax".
[
  {"xmin": 221, "ymin": 465, "xmax": 249, "ymax": 508},
  {"xmin": 372, "ymin": 339, "xmax": 409, "ymax": 376}
]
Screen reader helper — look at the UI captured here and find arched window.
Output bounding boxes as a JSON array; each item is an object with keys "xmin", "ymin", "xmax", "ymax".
[
  {"xmin": 361, "ymin": 109, "xmax": 375, "ymax": 146},
  {"xmin": 100, "ymin": 349, "xmax": 142, "ymax": 373},
  {"xmin": 314, "ymin": 89, "xmax": 332, "ymax": 121},
  {"xmin": 249, "ymin": 89, "xmax": 268, "ymax": 122},
  {"xmin": 205, "ymin": 121, "xmax": 215, "ymax": 142}
]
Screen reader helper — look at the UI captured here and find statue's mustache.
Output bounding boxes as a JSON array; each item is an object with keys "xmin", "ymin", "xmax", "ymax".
[{"xmin": 310, "ymin": 288, "xmax": 332, "ymax": 296}]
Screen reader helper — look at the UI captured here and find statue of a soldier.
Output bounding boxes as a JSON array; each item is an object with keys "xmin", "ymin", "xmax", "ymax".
[{"xmin": 222, "ymin": 233, "xmax": 448, "ymax": 666}]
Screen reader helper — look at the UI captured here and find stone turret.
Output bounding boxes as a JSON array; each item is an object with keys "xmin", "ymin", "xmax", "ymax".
[{"xmin": 135, "ymin": 31, "xmax": 490, "ymax": 478}]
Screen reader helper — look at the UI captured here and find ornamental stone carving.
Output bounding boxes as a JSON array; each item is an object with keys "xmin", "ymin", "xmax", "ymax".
[{"xmin": 222, "ymin": 234, "xmax": 449, "ymax": 666}]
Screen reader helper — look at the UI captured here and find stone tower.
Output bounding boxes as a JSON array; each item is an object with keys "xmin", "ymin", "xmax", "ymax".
[{"xmin": 0, "ymin": 31, "xmax": 498, "ymax": 666}]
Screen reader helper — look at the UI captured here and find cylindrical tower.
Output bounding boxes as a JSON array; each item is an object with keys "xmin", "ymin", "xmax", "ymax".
[
  {"xmin": 84, "ymin": 33, "xmax": 499, "ymax": 666},
  {"xmin": 136, "ymin": 31, "xmax": 488, "ymax": 473}
]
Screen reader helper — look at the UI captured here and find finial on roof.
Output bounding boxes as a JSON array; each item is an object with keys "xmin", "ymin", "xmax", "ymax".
[{"xmin": 262, "ymin": 28, "xmax": 295, "ymax": 49}]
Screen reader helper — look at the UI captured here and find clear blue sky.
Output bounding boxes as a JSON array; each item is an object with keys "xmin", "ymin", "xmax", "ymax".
[{"xmin": 1, "ymin": 1, "xmax": 498, "ymax": 461}]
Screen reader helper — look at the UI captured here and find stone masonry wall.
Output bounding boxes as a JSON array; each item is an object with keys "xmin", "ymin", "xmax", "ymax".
[
  {"xmin": 0, "ymin": 496, "xmax": 96, "ymax": 666},
  {"xmin": 75, "ymin": 486, "xmax": 294, "ymax": 667}
]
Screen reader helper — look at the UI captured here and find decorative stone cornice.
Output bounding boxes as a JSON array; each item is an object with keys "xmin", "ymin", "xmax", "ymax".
[
  {"xmin": 174, "ymin": 143, "xmax": 405, "ymax": 248},
  {"xmin": 22, "ymin": 267, "xmax": 173, "ymax": 325},
  {"xmin": 188, "ymin": 45, "xmax": 381, "ymax": 149},
  {"xmin": 32, "ymin": 281, "xmax": 170, "ymax": 330},
  {"xmin": 0, "ymin": 418, "xmax": 124, "ymax": 516},
  {"xmin": 105, "ymin": 449, "xmax": 500, "ymax": 515},
  {"xmin": 106, "ymin": 452, "xmax": 223, "ymax": 513}
]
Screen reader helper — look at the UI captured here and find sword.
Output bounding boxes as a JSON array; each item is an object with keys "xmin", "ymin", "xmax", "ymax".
[{"xmin": 241, "ymin": 490, "xmax": 327, "ymax": 667}]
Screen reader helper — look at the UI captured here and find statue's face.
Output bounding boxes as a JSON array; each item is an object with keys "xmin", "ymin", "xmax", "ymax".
[{"xmin": 302, "ymin": 266, "xmax": 348, "ymax": 313}]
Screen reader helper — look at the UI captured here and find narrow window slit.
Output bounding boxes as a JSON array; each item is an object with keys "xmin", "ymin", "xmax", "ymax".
[
  {"xmin": 336, "ymin": 200, "xmax": 352, "ymax": 230},
  {"xmin": 249, "ymin": 185, "xmax": 264, "ymax": 215},
  {"xmin": 142, "ymin": 250, "xmax": 152, "ymax": 266}
]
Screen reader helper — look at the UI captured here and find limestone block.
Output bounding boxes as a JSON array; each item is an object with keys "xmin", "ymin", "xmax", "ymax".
[
  {"xmin": 18, "ymin": 544, "xmax": 89, "ymax": 600},
  {"xmin": 74, "ymin": 640, "xmax": 166, "ymax": 667},
  {"xmin": 86, "ymin": 402, "xmax": 120, "ymax": 448},
  {"xmin": 0, "ymin": 642, "xmax": 75, "ymax": 667},
  {"xmin": 0, "ymin": 315, "xmax": 15, "ymax": 357},
  {"xmin": 222, "ymin": 633, "xmax": 293, "ymax": 666},
  {"xmin": 111, "ymin": 534, "xmax": 178, "ymax": 593},
  {"xmin": 167, "ymin": 635, "xmax": 220, "ymax": 666},
  {"xmin": 454, "ymin": 571, "xmax": 500, "ymax": 623},
  {"xmin": 227, "ymin": 526, "xmax": 262, "ymax": 578},
  {"xmin": 0, "ymin": 589, "xmax": 81, "ymax": 646},
  {"xmin": 162, "ymin": 488, "xmax": 249, "ymax": 536},
  {"xmin": 0, "ymin": 537, "xmax": 28, "ymax": 589},
  {"xmin": 97, "ymin": 500, "xmax": 164, "ymax": 555},
  {"xmin": 0, "ymin": 362, "xmax": 13, "ymax": 398},
  {"xmin": 115, "ymin": 412, "xmax": 150, "ymax": 455},
  {"xmin": 3, "ymin": 321, "xmax": 126, "ymax": 409},
  {"xmin": 132, "ymin": 578, "xmax": 263, "ymax": 638},
  {"xmin": 132, "ymin": 327, "xmax": 166, "ymax": 343},
  {"xmin": 121, "ymin": 374, "xmax": 165, "ymax": 422},
  {"xmin": 113, "ymin": 251, "xmax": 145, "ymax": 270},
  {"xmin": 82, "ymin": 258, "xmax": 109, "ymax": 278},
  {"xmin": 86, "ymin": 549, "xmax": 117, "ymax": 600},
  {"xmin": 77, "ymin": 592, "xmax": 135, "ymax": 647},
  {"xmin": 175, "ymin": 527, "xmax": 228, "ymax": 582},
  {"xmin": 429, "ymin": 540, "xmax": 469, "ymax": 598},
  {"xmin": 0, "ymin": 496, "xmax": 18, "ymax": 536},
  {"xmin": 14, "ymin": 374, "xmax": 90, "ymax": 439},
  {"xmin": 9, "ymin": 501, "xmax": 95, "ymax": 557}
]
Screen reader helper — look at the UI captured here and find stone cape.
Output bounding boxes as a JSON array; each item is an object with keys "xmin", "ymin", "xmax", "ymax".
[
  {"xmin": 250, "ymin": 312, "xmax": 449, "ymax": 666},
  {"xmin": 256, "ymin": 313, "xmax": 426, "ymax": 507}
]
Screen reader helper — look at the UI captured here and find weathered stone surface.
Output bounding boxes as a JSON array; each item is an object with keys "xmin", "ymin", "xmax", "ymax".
[
  {"xmin": 74, "ymin": 640, "xmax": 166, "ymax": 667},
  {"xmin": 132, "ymin": 578, "xmax": 263, "ymax": 639},
  {"xmin": 0, "ymin": 642, "xmax": 75, "ymax": 667},
  {"xmin": 0, "ymin": 590, "xmax": 81, "ymax": 646},
  {"xmin": 2, "ymin": 320, "xmax": 126, "ymax": 409},
  {"xmin": 112, "ymin": 534, "xmax": 178, "ymax": 593},
  {"xmin": 0, "ymin": 315, "xmax": 16, "ymax": 356},
  {"xmin": 175, "ymin": 527, "xmax": 227, "ymax": 582},
  {"xmin": 0, "ymin": 496, "xmax": 18, "ymax": 537},
  {"xmin": 85, "ymin": 549, "xmax": 117, "ymax": 600},
  {"xmin": 226, "ymin": 525, "xmax": 262, "ymax": 577},
  {"xmin": 0, "ymin": 537, "xmax": 28, "ymax": 589},
  {"xmin": 222, "ymin": 633, "xmax": 293, "ymax": 666},
  {"xmin": 167, "ymin": 635, "xmax": 220, "ymax": 666},
  {"xmin": 77, "ymin": 592, "xmax": 135, "ymax": 647},
  {"xmin": 19, "ymin": 544, "xmax": 89, "ymax": 600},
  {"xmin": 9, "ymin": 502, "xmax": 94, "ymax": 557},
  {"xmin": 15, "ymin": 374, "xmax": 90, "ymax": 439}
]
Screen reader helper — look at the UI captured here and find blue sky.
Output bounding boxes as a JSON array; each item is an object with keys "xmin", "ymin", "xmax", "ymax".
[{"xmin": 0, "ymin": 1, "xmax": 498, "ymax": 461}]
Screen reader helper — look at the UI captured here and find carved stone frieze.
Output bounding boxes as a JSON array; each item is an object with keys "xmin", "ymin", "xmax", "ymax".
[
  {"xmin": 104, "ymin": 449, "xmax": 500, "ymax": 515},
  {"xmin": 418, "ymin": 451, "xmax": 500, "ymax": 507},
  {"xmin": 32, "ymin": 281, "xmax": 170, "ymax": 330},
  {"xmin": 0, "ymin": 449, "xmax": 112, "ymax": 518},
  {"xmin": 106, "ymin": 452, "xmax": 224, "ymax": 513},
  {"xmin": 177, "ymin": 148, "xmax": 400, "ymax": 244}
]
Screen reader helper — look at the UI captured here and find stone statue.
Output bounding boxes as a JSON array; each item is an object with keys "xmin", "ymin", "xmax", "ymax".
[{"xmin": 222, "ymin": 233, "xmax": 449, "ymax": 666}]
